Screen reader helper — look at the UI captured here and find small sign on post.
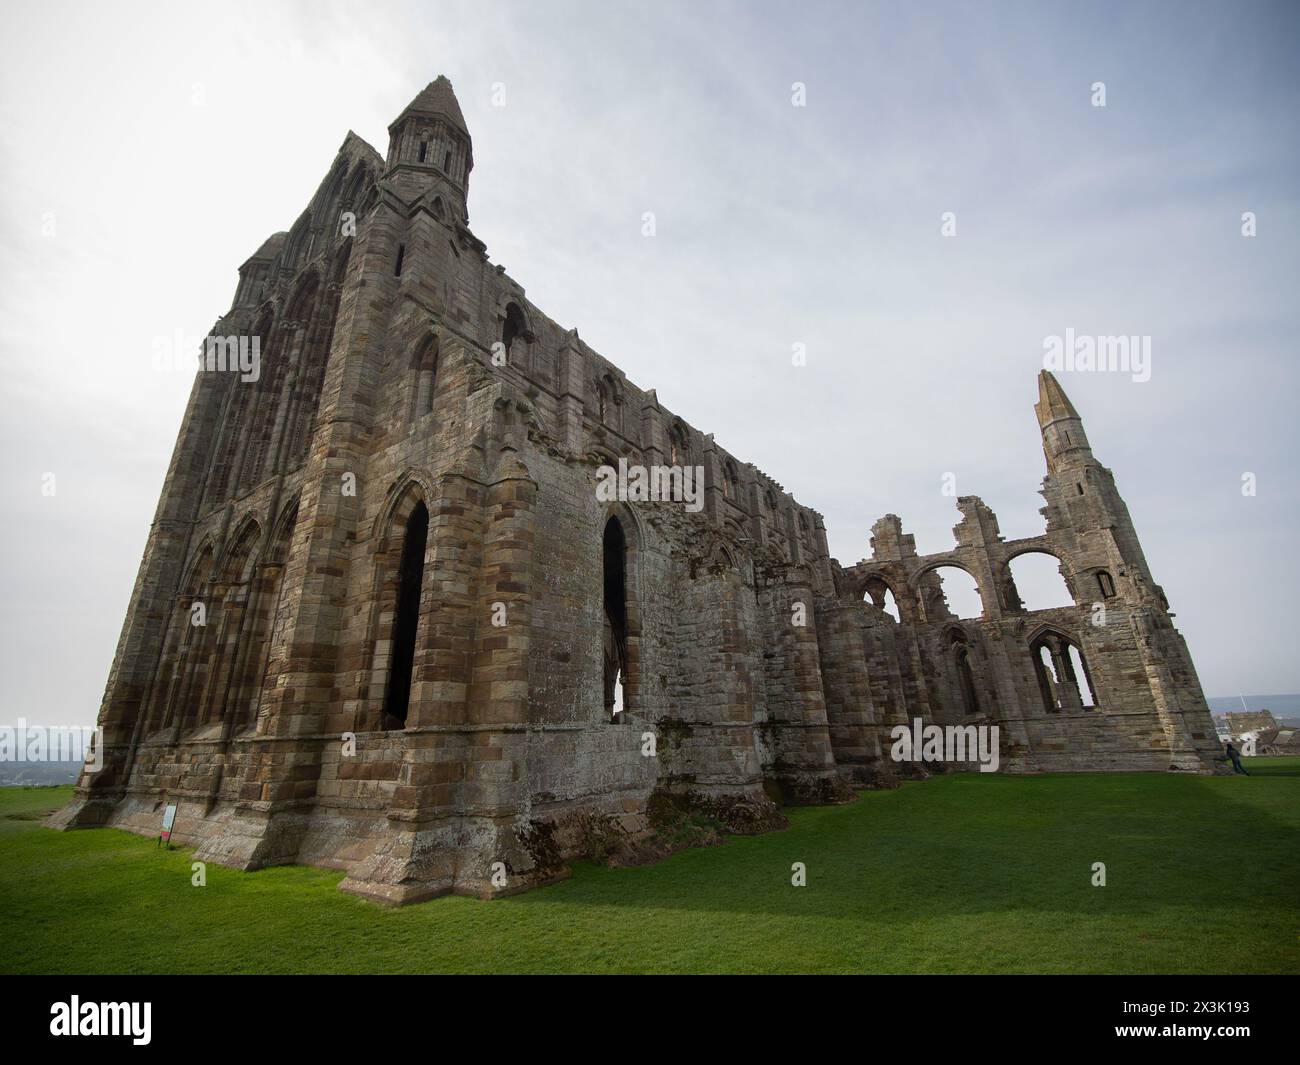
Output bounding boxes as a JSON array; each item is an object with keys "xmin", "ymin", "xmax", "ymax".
[{"xmin": 158, "ymin": 803, "xmax": 177, "ymax": 849}]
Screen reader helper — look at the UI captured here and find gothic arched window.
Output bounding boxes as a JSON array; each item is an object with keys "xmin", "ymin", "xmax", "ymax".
[
  {"xmin": 603, "ymin": 516, "xmax": 628, "ymax": 721},
  {"xmin": 669, "ymin": 423, "xmax": 689, "ymax": 466},
  {"xmin": 503, "ymin": 302, "xmax": 528, "ymax": 355},
  {"xmin": 410, "ymin": 335, "xmax": 439, "ymax": 421},
  {"xmin": 1031, "ymin": 631, "xmax": 1097, "ymax": 713},
  {"xmin": 383, "ymin": 501, "xmax": 429, "ymax": 728}
]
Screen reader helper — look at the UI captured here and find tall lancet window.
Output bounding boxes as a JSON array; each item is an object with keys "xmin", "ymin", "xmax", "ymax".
[
  {"xmin": 603, "ymin": 516, "xmax": 628, "ymax": 721},
  {"xmin": 411, "ymin": 335, "xmax": 438, "ymax": 421},
  {"xmin": 383, "ymin": 501, "xmax": 429, "ymax": 728}
]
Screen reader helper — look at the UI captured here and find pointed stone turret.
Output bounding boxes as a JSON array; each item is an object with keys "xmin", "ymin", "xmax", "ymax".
[
  {"xmin": 385, "ymin": 75, "xmax": 473, "ymax": 219},
  {"xmin": 1035, "ymin": 370, "xmax": 1092, "ymax": 474},
  {"xmin": 231, "ymin": 232, "xmax": 286, "ymax": 309},
  {"xmin": 1034, "ymin": 369, "xmax": 1080, "ymax": 427},
  {"xmin": 394, "ymin": 75, "xmax": 469, "ymax": 135}
]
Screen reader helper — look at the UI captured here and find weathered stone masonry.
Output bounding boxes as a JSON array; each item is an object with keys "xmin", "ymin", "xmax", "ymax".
[{"xmin": 52, "ymin": 78, "xmax": 1226, "ymax": 902}]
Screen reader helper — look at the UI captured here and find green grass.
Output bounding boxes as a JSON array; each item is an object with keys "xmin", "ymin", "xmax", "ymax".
[{"xmin": 2, "ymin": 760, "xmax": 1297, "ymax": 974}]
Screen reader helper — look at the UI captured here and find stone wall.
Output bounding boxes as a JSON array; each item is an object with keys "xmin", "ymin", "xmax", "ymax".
[{"xmin": 51, "ymin": 77, "xmax": 1227, "ymax": 903}]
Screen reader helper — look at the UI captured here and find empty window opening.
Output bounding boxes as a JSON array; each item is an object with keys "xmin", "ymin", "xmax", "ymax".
[
  {"xmin": 382, "ymin": 501, "xmax": 429, "ymax": 728},
  {"xmin": 603, "ymin": 517, "xmax": 628, "ymax": 721},
  {"xmin": 955, "ymin": 644, "xmax": 980, "ymax": 716},
  {"xmin": 864, "ymin": 578, "xmax": 901, "ymax": 623},
  {"xmin": 1006, "ymin": 552, "xmax": 1074, "ymax": 611},
  {"xmin": 444, "ymin": 150, "xmax": 452, "ymax": 171},
  {"xmin": 394, "ymin": 243, "xmax": 406, "ymax": 277},
  {"xmin": 922, "ymin": 566, "xmax": 982, "ymax": 621},
  {"xmin": 503, "ymin": 302, "xmax": 528, "ymax": 354},
  {"xmin": 723, "ymin": 461, "xmax": 738, "ymax": 499},
  {"xmin": 1068, "ymin": 645, "xmax": 1096, "ymax": 707},
  {"xmin": 1031, "ymin": 632, "xmax": 1096, "ymax": 713},
  {"xmin": 669, "ymin": 425, "xmax": 688, "ymax": 466},
  {"xmin": 418, "ymin": 140, "xmax": 428, "ymax": 163},
  {"xmin": 1036, "ymin": 644, "xmax": 1061, "ymax": 711}
]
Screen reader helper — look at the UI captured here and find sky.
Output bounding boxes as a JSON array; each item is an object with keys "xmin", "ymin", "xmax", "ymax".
[{"xmin": 0, "ymin": 0, "xmax": 1297, "ymax": 729}]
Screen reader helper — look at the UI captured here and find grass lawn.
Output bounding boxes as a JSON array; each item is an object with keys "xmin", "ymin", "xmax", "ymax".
[{"xmin": 2, "ymin": 760, "xmax": 1297, "ymax": 974}]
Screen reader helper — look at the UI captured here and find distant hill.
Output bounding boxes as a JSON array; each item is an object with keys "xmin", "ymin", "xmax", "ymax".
[{"xmin": 0, "ymin": 759, "xmax": 82, "ymax": 786}]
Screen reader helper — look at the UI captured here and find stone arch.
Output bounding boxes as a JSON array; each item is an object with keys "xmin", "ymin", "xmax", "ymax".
[
  {"xmin": 250, "ymin": 306, "xmax": 276, "ymax": 352},
  {"xmin": 912, "ymin": 560, "xmax": 985, "ymax": 621},
  {"xmin": 341, "ymin": 164, "xmax": 376, "ymax": 217},
  {"xmin": 942, "ymin": 626, "xmax": 982, "ymax": 718},
  {"xmin": 861, "ymin": 571, "xmax": 904, "ymax": 623},
  {"xmin": 501, "ymin": 301, "xmax": 532, "ymax": 360},
  {"xmin": 408, "ymin": 332, "xmax": 440, "ymax": 422},
  {"xmin": 284, "ymin": 269, "xmax": 322, "ymax": 322},
  {"xmin": 214, "ymin": 513, "xmax": 264, "ymax": 582},
  {"xmin": 237, "ymin": 270, "xmax": 323, "ymax": 490},
  {"xmin": 1002, "ymin": 546, "xmax": 1076, "ymax": 611},
  {"xmin": 361, "ymin": 475, "xmax": 435, "ymax": 731},
  {"xmin": 692, "ymin": 536, "xmax": 738, "ymax": 580},
  {"xmin": 311, "ymin": 159, "xmax": 351, "ymax": 238},
  {"xmin": 722, "ymin": 458, "xmax": 739, "ymax": 500},
  {"xmin": 370, "ymin": 470, "xmax": 437, "ymax": 546},
  {"xmin": 150, "ymin": 540, "xmax": 217, "ymax": 735},
  {"xmin": 601, "ymin": 502, "xmax": 644, "ymax": 723},
  {"xmin": 204, "ymin": 300, "xmax": 275, "ymax": 508},
  {"xmin": 267, "ymin": 495, "xmax": 300, "ymax": 563},
  {"xmin": 240, "ymin": 496, "xmax": 300, "ymax": 731},
  {"xmin": 667, "ymin": 419, "xmax": 691, "ymax": 466},
  {"xmin": 177, "ymin": 535, "xmax": 218, "ymax": 598},
  {"xmin": 281, "ymin": 211, "xmax": 313, "ymax": 273},
  {"xmin": 329, "ymin": 237, "xmax": 353, "ymax": 286},
  {"xmin": 381, "ymin": 499, "xmax": 429, "ymax": 729},
  {"xmin": 196, "ymin": 517, "xmax": 263, "ymax": 726},
  {"xmin": 1028, "ymin": 625, "xmax": 1097, "ymax": 713},
  {"xmin": 286, "ymin": 253, "xmax": 348, "ymax": 465},
  {"xmin": 595, "ymin": 371, "xmax": 621, "ymax": 431}
]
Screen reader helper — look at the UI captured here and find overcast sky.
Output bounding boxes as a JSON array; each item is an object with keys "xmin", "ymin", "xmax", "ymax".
[{"xmin": 1, "ymin": 0, "xmax": 1297, "ymax": 728}]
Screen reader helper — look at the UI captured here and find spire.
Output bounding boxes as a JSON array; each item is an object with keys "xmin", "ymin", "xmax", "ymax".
[
  {"xmin": 385, "ymin": 76, "xmax": 474, "ymax": 218},
  {"xmin": 1034, "ymin": 370, "xmax": 1080, "ymax": 429},
  {"xmin": 390, "ymin": 75, "xmax": 468, "ymax": 136},
  {"xmin": 1034, "ymin": 370, "xmax": 1092, "ymax": 474}
]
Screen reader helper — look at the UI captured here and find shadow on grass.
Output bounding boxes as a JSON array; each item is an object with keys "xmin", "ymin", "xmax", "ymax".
[{"xmin": 499, "ymin": 769, "xmax": 1300, "ymax": 925}]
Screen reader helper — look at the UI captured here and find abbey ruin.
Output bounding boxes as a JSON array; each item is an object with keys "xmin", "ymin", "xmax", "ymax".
[{"xmin": 53, "ymin": 78, "xmax": 1227, "ymax": 902}]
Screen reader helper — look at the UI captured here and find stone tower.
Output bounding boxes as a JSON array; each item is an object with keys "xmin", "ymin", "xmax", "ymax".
[
  {"xmin": 1036, "ymin": 370, "xmax": 1158, "ymax": 594},
  {"xmin": 384, "ymin": 76, "xmax": 473, "ymax": 219},
  {"xmin": 52, "ymin": 80, "xmax": 1225, "ymax": 904},
  {"xmin": 1033, "ymin": 370, "xmax": 1220, "ymax": 769}
]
